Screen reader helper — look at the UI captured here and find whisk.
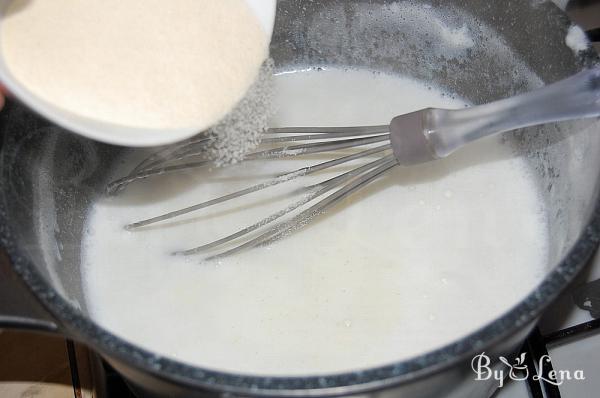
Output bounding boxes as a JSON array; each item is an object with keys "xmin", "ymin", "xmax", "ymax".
[{"xmin": 108, "ymin": 67, "xmax": 600, "ymax": 259}]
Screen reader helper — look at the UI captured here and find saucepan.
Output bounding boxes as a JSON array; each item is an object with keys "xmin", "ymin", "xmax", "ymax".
[{"xmin": 0, "ymin": 1, "xmax": 599, "ymax": 397}]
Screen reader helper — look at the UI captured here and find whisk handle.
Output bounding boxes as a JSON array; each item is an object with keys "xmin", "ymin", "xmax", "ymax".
[{"xmin": 422, "ymin": 67, "xmax": 600, "ymax": 159}]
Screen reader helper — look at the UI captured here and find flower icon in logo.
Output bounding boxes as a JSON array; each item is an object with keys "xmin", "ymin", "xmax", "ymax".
[{"xmin": 499, "ymin": 353, "xmax": 528, "ymax": 381}]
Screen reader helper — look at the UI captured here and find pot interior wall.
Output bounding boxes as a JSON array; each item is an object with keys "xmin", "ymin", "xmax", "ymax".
[{"xmin": 1, "ymin": 0, "xmax": 599, "ymax": 339}]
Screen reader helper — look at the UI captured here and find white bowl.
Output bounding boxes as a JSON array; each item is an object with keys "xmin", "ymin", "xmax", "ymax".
[{"xmin": 0, "ymin": 0, "xmax": 277, "ymax": 147}]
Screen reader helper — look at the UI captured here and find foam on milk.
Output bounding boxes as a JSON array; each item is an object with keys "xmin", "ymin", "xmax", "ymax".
[
  {"xmin": 565, "ymin": 25, "xmax": 591, "ymax": 54},
  {"xmin": 82, "ymin": 69, "xmax": 549, "ymax": 376}
]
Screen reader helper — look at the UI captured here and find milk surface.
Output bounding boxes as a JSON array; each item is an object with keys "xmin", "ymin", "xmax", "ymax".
[{"xmin": 82, "ymin": 69, "xmax": 549, "ymax": 376}]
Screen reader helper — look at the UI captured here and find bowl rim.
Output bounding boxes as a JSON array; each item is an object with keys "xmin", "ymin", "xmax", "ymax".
[{"xmin": 3, "ymin": 4, "xmax": 600, "ymax": 398}]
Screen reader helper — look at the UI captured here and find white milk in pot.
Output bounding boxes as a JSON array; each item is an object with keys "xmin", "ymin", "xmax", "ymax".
[{"xmin": 82, "ymin": 68, "xmax": 550, "ymax": 375}]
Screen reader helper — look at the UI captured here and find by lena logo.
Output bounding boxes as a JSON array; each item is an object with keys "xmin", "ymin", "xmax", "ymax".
[{"xmin": 471, "ymin": 352, "xmax": 585, "ymax": 388}]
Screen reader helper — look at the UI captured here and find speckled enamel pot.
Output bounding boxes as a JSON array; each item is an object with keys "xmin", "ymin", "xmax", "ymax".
[{"xmin": 0, "ymin": 1, "xmax": 599, "ymax": 397}]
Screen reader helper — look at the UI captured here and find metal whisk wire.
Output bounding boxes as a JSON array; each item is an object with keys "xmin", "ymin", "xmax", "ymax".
[
  {"xmin": 106, "ymin": 126, "xmax": 389, "ymax": 195},
  {"xmin": 108, "ymin": 126, "xmax": 397, "ymax": 259}
]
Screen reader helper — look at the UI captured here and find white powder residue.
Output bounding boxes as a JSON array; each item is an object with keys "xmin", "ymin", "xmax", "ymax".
[
  {"xmin": 0, "ymin": 0, "xmax": 268, "ymax": 131},
  {"xmin": 441, "ymin": 24, "xmax": 475, "ymax": 49},
  {"xmin": 566, "ymin": 25, "xmax": 591, "ymax": 54}
]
